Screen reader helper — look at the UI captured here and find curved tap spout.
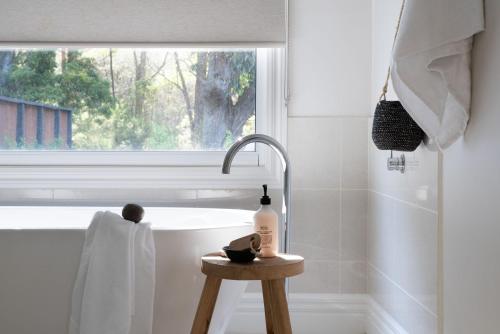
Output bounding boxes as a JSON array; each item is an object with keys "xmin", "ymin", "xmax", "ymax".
[{"xmin": 222, "ymin": 134, "xmax": 291, "ymax": 255}]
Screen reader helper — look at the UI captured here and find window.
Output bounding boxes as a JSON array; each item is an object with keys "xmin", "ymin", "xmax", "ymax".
[
  {"xmin": 0, "ymin": 48, "xmax": 286, "ymax": 188},
  {"xmin": 0, "ymin": 48, "xmax": 257, "ymax": 151}
]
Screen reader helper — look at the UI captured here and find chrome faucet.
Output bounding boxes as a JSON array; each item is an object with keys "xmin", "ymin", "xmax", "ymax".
[{"xmin": 222, "ymin": 134, "xmax": 291, "ymax": 255}]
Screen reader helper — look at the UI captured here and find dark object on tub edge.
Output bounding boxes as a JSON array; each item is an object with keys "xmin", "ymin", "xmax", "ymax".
[{"xmin": 122, "ymin": 203, "xmax": 145, "ymax": 223}]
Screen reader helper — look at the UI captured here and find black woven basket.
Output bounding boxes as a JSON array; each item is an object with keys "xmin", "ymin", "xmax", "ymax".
[{"xmin": 372, "ymin": 100, "xmax": 425, "ymax": 152}]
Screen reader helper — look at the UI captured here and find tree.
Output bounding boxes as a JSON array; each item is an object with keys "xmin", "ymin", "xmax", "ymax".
[
  {"xmin": 175, "ymin": 51, "xmax": 256, "ymax": 149},
  {"xmin": 113, "ymin": 51, "xmax": 170, "ymax": 149},
  {"xmin": 1, "ymin": 50, "xmax": 113, "ymax": 149},
  {"xmin": 59, "ymin": 51, "xmax": 113, "ymax": 114}
]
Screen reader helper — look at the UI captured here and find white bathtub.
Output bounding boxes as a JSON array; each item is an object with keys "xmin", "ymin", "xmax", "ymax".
[{"xmin": 0, "ymin": 206, "xmax": 254, "ymax": 334}]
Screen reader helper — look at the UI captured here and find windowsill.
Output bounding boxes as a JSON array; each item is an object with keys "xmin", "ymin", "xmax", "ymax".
[
  {"xmin": 0, "ymin": 164, "xmax": 282, "ymax": 189},
  {"xmin": 0, "ymin": 150, "xmax": 258, "ymax": 166}
]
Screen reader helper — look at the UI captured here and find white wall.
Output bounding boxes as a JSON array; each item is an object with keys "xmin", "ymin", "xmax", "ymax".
[
  {"xmin": 287, "ymin": 0, "xmax": 371, "ymax": 294},
  {"xmin": 442, "ymin": 0, "xmax": 500, "ymax": 332},
  {"xmin": 367, "ymin": 0, "xmax": 439, "ymax": 333}
]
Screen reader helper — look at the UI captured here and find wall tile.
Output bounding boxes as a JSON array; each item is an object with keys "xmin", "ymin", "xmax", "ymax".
[
  {"xmin": 340, "ymin": 261, "xmax": 366, "ymax": 293},
  {"xmin": 290, "ymin": 241, "xmax": 339, "ymax": 262},
  {"xmin": 341, "ymin": 190, "xmax": 367, "ymax": 262},
  {"xmin": 367, "ymin": 192, "xmax": 438, "ymax": 318},
  {"xmin": 291, "ymin": 189, "xmax": 340, "ymax": 253},
  {"xmin": 367, "ymin": 128, "xmax": 438, "ymax": 212},
  {"xmin": 289, "ymin": 0, "xmax": 371, "ymax": 117},
  {"xmin": 341, "ymin": 118, "xmax": 369, "ymax": 189},
  {"xmin": 392, "ymin": 202, "xmax": 437, "ymax": 314},
  {"xmin": 195, "ymin": 189, "xmax": 283, "ymax": 214},
  {"xmin": 290, "ymin": 189, "xmax": 342, "ymax": 293},
  {"xmin": 290, "ymin": 260, "xmax": 340, "ymax": 293},
  {"xmin": 288, "ymin": 117, "xmax": 342, "ymax": 189},
  {"xmin": 368, "ymin": 266, "xmax": 437, "ymax": 334},
  {"xmin": 367, "ymin": 192, "xmax": 396, "ymax": 277}
]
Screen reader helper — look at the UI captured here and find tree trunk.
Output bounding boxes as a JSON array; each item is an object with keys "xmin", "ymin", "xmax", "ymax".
[
  {"xmin": 133, "ymin": 51, "xmax": 147, "ymax": 118},
  {"xmin": 109, "ymin": 49, "xmax": 116, "ymax": 101},
  {"xmin": 192, "ymin": 52, "xmax": 256, "ymax": 149},
  {"xmin": 174, "ymin": 52, "xmax": 194, "ymax": 134},
  {"xmin": 227, "ymin": 82, "xmax": 256, "ymax": 139},
  {"xmin": 61, "ymin": 49, "xmax": 67, "ymax": 72},
  {"xmin": 193, "ymin": 52, "xmax": 233, "ymax": 149},
  {"xmin": 193, "ymin": 52, "xmax": 207, "ymax": 147},
  {"xmin": 129, "ymin": 51, "xmax": 149, "ymax": 149}
]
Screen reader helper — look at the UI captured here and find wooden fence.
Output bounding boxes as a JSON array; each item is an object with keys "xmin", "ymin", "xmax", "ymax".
[{"xmin": 0, "ymin": 96, "xmax": 72, "ymax": 149}]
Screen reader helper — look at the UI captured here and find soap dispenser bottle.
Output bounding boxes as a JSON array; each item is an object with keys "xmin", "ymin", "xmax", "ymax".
[{"xmin": 254, "ymin": 184, "xmax": 278, "ymax": 257}]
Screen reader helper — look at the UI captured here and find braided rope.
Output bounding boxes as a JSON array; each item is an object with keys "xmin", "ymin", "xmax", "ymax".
[{"xmin": 379, "ymin": 0, "xmax": 406, "ymax": 101}]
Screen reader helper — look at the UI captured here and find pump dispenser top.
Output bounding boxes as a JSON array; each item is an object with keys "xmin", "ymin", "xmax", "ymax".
[{"xmin": 260, "ymin": 184, "xmax": 271, "ymax": 205}]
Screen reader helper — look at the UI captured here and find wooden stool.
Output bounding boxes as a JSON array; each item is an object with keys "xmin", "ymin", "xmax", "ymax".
[{"xmin": 191, "ymin": 253, "xmax": 304, "ymax": 334}]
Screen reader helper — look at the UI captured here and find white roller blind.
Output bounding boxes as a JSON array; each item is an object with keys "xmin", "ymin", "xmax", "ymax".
[{"xmin": 0, "ymin": 0, "xmax": 285, "ymax": 45}]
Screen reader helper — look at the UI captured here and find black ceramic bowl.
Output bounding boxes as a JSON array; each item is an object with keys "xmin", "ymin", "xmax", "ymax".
[{"xmin": 223, "ymin": 246, "xmax": 256, "ymax": 263}]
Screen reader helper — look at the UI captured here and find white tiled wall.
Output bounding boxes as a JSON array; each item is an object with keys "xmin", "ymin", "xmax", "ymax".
[
  {"xmin": 288, "ymin": 117, "xmax": 369, "ymax": 294},
  {"xmin": 288, "ymin": 0, "xmax": 371, "ymax": 118},
  {"xmin": 286, "ymin": 0, "xmax": 371, "ymax": 295},
  {"xmin": 368, "ymin": 0, "xmax": 439, "ymax": 332},
  {"xmin": 367, "ymin": 144, "xmax": 438, "ymax": 334}
]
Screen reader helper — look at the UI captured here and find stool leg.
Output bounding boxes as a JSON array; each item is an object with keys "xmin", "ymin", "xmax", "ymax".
[
  {"xmin": 191, "ymin": 275, "xmax": 222, "ymax": 334},
  {"xmin": 269, "ymin": 279, "xmax": 292, "ymax": 334},
  {"xmin": 261, "ymin": 280, "xmax": 275, "ymax": 334}
]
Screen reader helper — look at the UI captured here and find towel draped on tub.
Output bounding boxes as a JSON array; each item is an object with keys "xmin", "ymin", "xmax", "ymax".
[{"xmin": 70, "ymin": 211, "xmax": 155, "ymax": 334}]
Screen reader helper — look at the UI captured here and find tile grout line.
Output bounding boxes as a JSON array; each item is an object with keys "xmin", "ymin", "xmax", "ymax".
[
  {"xmin": 369, "ymin": 189, "xmax": 438, "ymax": 215},
  {"xmin": 294, "ymin": 187, "xmax": 370, "ymax": 191},
  {"xmin": 287, "ymin": 115, "xmax": 371, "ymax": 119},
  {"xmin": 367, "ymin": 262, "xmax": 438, "ymax": 318},
  {"xmin": 338, "ymin": 119, "xmax": 344, "ymax": 293},
  {"xmin": 366, "ymin": 117, "xmax": 372, "ymax": 295}
]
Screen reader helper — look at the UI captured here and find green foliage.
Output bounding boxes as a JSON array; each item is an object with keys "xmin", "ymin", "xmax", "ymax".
[
  {"xmin": 2, "ymin": 136, "xmax": 18, "ymax": 149},
  {"xmin": 144, "ymin": 123, "xmax": 179, "ymax": 150},
  {"xmin": 6, "ymin": 51, "xmax": 113, "ymax": 115},
  {"xmin": 5, "ymin": 51, "xmax": 61, "ymax": 103},
  {"xmin": 59, "ymin": 51, "xmax": 113, "ymax": 116},
  {"xmin": 112, "ymin": 105, "xmax": 150, "ymax": 150},
  {"xmin": 222, "ymin": 130, "xmax": 235, "ymax": 150},
  {"xmin": 229, "ymin": 51, "xmax": 256, "ymax": 97}
]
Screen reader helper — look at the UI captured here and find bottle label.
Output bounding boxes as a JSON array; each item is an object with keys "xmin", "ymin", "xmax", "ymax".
[
  {"xmin": 260, "ymin": 234, "xmax": 272, "ymax": 247},
  {"xmin": 257, "ymin": 228, "xmax": 272, "ymax": 248}
]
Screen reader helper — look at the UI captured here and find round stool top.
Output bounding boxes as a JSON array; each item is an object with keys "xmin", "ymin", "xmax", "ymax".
[{"xmin": 201, "ymin": 253, "xmax": 304, "ymax": 281}]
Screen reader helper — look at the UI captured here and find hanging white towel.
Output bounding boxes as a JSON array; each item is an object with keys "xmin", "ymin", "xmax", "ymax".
[
  {"xmin": 69, "ymin": 211, "xmax": 155, "ymax": 334},
  {"xmin": 391, "ymin": 0, "xmax": 484, "ymax": 149}
]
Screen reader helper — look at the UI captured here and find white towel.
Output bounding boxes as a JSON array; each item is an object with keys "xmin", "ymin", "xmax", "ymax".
[
  {"xmin": 391, "ymin": 0, "xmax": 484, "ymax": 149},
  {"xmin": 69, "ymin": 211, "xmax": 155, "ymax": 334}
]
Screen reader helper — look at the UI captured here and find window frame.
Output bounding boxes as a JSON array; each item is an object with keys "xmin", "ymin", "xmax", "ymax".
[{"xmin": 0, "ymin": 48, "xmax": 287, "ymax": 189}]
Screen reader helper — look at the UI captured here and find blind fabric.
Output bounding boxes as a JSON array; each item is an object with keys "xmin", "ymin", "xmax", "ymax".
[{"xmin": 0, "ymin": 0, "xmax": 285, "ymax": 45}]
